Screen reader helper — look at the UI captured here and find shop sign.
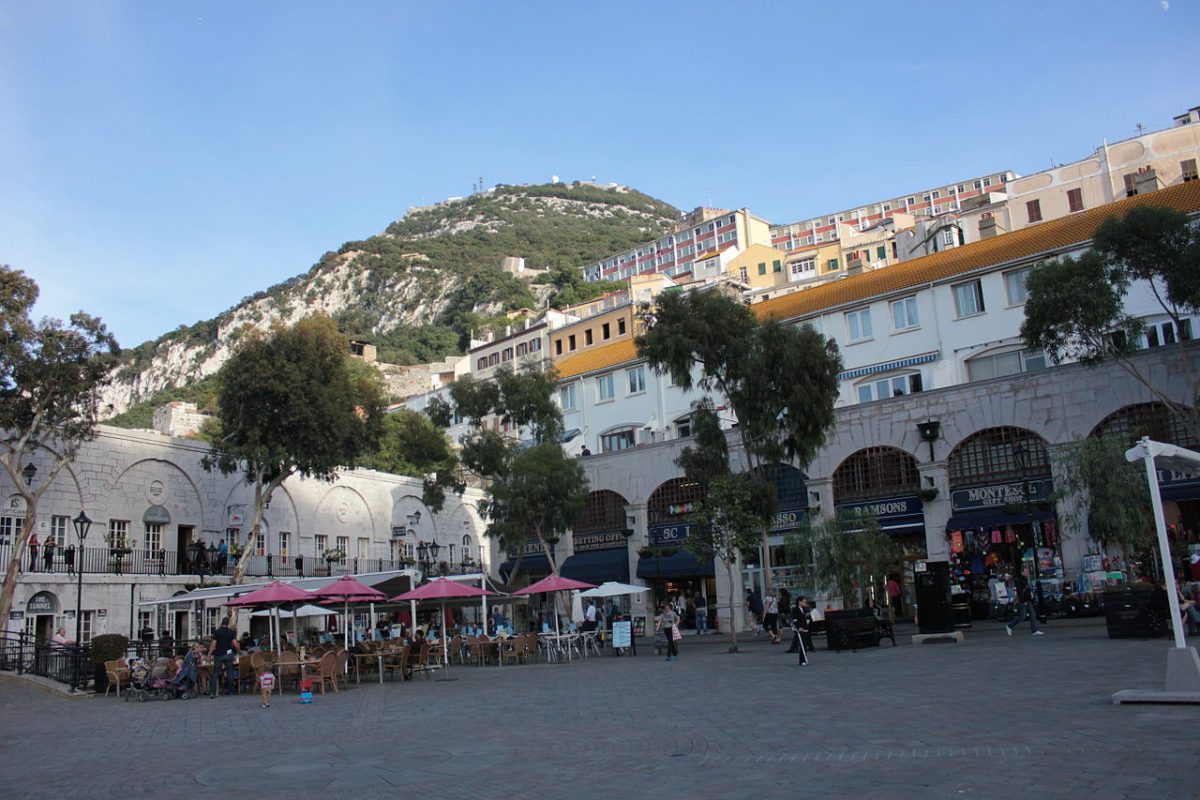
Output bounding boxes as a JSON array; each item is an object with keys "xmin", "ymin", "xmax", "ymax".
[
  {"xmin": 951, "ymin": 479, "xmax": 1052, "ymax": 512},
  {"xmin": 505, "ymin": 539, "xmax": 548, "ymax": 559},
  {"xmin": 769, "ymin": 507, "xmax": 807, "ymax": 533},
  {"xmin": 8, "ymin": 611, "xmax": 23, "ymax": 621},
  {"xmin": 648, "ymin": 523, "xmax": 696, "ymax": 546},
  {"xmin": 572, "ymin": 530, "xmax": 627, "ymax": 552},
  {"xmin": 25, "ymin": 592, "xmax": 57, "ymax": 614},
  {"xmin": 836, "ymin": 495, "xmax": 923, "ymax": 520}
]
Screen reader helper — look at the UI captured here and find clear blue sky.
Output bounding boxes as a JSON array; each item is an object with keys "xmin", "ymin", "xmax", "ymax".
[{"xmin": 2, "ymin": 1, "xmax": 1197, "ymax": 348}]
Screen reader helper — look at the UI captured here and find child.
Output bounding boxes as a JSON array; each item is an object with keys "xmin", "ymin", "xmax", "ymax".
[{"xmin": 258, "ymin": 668, "xmax": 275, "ymax": 708}]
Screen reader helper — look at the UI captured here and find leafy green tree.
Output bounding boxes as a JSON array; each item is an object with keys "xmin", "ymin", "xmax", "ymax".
[
  {"xmin": 677, "ymin": 401, "xmax": 774, "ymax": 652},
  {"xmin": 636, "ymin": 288, "xmax": 842, "ymax": 590},
  {"xmin": 204, "ymin": 315, "xmax": 384, "ymax": 587},
  {"xmin": 1051, "ymin": 436, "xmax": 1155, "ymax": 552},
  {"xmin": 359, "ymin": 408, "xmax": 464, "ymax": 510},
  {"xmin": 785, "ymin": 510, "xmax": 895, "ymax": 609},
  {"xmin": 1021, "ymin": 205, "xmax": 1200, "ymax": 436},
  {"xmin": 429, "ymin": 365, "xmax": 585, "ymax": 580},
  {"xmin": 0, "ymin": 265, "xmax": 119, "ymax": 626}
]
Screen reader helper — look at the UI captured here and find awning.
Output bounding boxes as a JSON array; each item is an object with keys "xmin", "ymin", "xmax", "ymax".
[
  {"xmin": 839, "ymin": 351, "xmax": 939, "ymax": 380},
  {"xmin": 561, "ymin": 549, "xmax": 629, "ymax": 584},
  {"xmin": 498, "ymin": 552, "xmax": 551, "ymax": 581},
  {"xmin": 1161, "ymin": 479, "xmax": 1200, "ymax": 502},
  {"xmin": 636, "ymin": 550, "xmax": 714, "ymax": 579},
  {"xmin": 945, "ymin": 507, "xmax": 1056, "ymax": 532}
]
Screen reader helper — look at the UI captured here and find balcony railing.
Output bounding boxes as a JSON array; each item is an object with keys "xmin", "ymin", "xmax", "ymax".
[{"xmin": 0, "ymin": 545, "xmax": 417, "ymax": 580}]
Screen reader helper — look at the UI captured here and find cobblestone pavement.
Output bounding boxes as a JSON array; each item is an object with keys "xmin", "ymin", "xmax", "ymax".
[{"xmin": 1, "ymin": 620, "xmax": 1197, "ymax": 800}]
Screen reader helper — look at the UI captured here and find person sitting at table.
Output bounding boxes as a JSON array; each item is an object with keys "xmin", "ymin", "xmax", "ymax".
[{"xmin": 239, "ymin": 632, "xmax": 253, "ymax": 652}]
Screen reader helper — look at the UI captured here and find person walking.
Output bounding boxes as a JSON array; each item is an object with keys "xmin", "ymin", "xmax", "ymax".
[
  {"xmin": 207, "ymin": 617, "xmax": 240, "ymax": 696},
  {"xmin": 656, "ymin": 602, "xmax": 680, "ymax": 661},
  {"xmin": 763, "ymin": 590, "xmax": 781, "ymax": 643},
  {"xmin": 1006, "ymin": 568, "xmax": 1044, "ymax": 637},
  {"xmin": 886, "ymin": 575, "xmax": 902, "ymax": 621},
  {"xmin": 788, "ymin": 596, "xmax": 812, "ymax": 665}
]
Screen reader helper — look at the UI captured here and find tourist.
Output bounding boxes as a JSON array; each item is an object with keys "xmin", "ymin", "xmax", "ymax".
[
  {"xmin": 42, "ymin": 537, "xmax": 55, "ymax": 572},
  {"xmin": 763, "ymin": 590, "xmax": 781, "ymax": 643},
  {"xmin": 1005, "ymin": 568, "xmax": 1044, "ymax": 637},
  {"xmin": 51, "ymin": 627, "xmax": 73, "ymax": 648},
  {"xmin": 207, "ymin": 616, "xmax": 240, "ymax": 697},
  {"xmin": 582, "ymin": 600, "xmax": 598, "ymax": 632},
  {"xmin": 886, "ymin": 575, "xmax": 903, "ymax": 620},
  {"xmin": 693, "ymin": 591, "xmax": 707, "ymax": 635},
  {"xmin": 656, "ymin": 601, "xmax": 680, "ymax": 661},
  {"xmin": 28, "ymin": 534, "xmax": 39, "ymax": 572},
  {"xmin": 64, "ymin": 544, "xmax": 75, "ymax": 575}
]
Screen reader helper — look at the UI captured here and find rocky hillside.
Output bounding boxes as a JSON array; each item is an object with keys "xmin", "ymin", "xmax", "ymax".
[{"xmin": 103, "ymin": 182, "xmax": 678, "ymax": 420}]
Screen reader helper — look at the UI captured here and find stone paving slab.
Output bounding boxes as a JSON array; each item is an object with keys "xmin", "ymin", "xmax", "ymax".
[{"xmin": 1, "ymin": 619, "xmax": 1197, "ymax": 799}]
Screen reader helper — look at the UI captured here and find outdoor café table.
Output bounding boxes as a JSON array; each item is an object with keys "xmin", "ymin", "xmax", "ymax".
[
  {"xmin": 351, "ymin": 650, "xmax": 398, "ymax": 685},
  {"xmin": 538, "ymin": 632, "xmax": 580, "ymax": 662}
]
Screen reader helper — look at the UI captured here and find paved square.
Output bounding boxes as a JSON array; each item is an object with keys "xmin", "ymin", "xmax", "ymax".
[{"xmin": 1, "ymin": 621, "xmax": 1197, "ymax": 800}]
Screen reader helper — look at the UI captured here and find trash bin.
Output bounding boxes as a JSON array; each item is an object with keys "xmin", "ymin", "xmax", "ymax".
[{"xmin": 914, "ymin": 561, "xmax": 954, "ymax": 634}]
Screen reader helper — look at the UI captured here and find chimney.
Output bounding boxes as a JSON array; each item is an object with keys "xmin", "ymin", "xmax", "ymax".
[{"xmin": 978, "ymin": 212, "xmax": 998, "ymax": 240}]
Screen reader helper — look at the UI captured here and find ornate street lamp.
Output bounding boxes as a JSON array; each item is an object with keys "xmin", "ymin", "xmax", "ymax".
[
  {"xmin": 22, "ymin": 463, "xmax": 37, "ymax": 486},
  {"xmin": 71, "ymin": 511, "xmax": 91, "ymax": 691}
]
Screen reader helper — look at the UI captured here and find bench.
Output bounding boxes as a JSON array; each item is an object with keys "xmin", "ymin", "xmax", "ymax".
[{"xmin": 825, "ymin": 609, "xmax": 896, "ymax": 652}]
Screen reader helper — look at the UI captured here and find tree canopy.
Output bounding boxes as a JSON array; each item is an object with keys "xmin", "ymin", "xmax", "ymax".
[
  {"xmin": 785, "ymin": 510, "xmax": 895, "ymax": 609},
  {"xmin": 359, "ymin": 407, "xmax": 464, "ymax": 510},
  {"xmin": 636, "ymin": 288, "xmax": 842, "ymax": 589},
  {"xmin": 0, "ymin": 265, "xmax": 120, "ymax": 626},
  {"xmin": 204, "ymin": 314, "xmax": 385, "ymax": 585},
  {"xmin": 1021, "ymin": 204, "xmax": 1200, "ymax": 435}
]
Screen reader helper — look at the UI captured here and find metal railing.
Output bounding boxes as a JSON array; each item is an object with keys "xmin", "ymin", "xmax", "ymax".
[
  {"xmin": 0, "ymin": 545, "xmax": 417, "ymax": 580},
  {"xmin": 0, "ymin": 631, "xmax": 92, "ymax": 691}
]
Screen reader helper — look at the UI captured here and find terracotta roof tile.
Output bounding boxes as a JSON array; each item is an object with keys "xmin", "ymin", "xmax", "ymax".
[
  {"xmin": 556, "ymin": 339, "xmax": 639, "ymax": 379},
  {"xmin": 755, "ymin": 181, "xmax": 1200, "ymax": 323}
]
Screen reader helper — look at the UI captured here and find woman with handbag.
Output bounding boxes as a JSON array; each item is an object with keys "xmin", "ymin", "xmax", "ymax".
[{"xmin": 656, "ymin": 602, "xmax": 681, "ymax": 661}]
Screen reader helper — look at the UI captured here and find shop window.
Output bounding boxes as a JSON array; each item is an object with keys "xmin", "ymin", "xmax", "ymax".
[{"xmin": 647, "ymin": 478, "xmax": 706, "ymax": 525}]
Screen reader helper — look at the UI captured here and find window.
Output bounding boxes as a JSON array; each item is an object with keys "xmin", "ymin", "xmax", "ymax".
[
  {"xmin": 568, "ymin": 335, "xmax": 576, "ymax": 351},
  {"xmin": 555, "ymin": 340, "xmax": 563, "ymax": 356},
  {"xmin": 974, "ymin": 180, "xmax": 982, "ymax": 190},
  {"xmin": 1124, "ymin": 173, "xmax": 1138, "ymax": 197},
  {"xmin": 1183, "ymin": 159, "xmax": 1198, "ymax": 182},
  {"xmin": 757, "ymin": 262, "xmax": 767, "ymax": 276},
  {"xmin": 1026, "ymin": 199, "xmax": 1042, "ymax": 223},
  {"xmin": 0, "ymin": 515, "xmax": 14, "ymax": 546},
  {"xmin": 529, "ymin": 338, "xmax": 541, "ymax": 352},
  {"xmin": 845, "ymin": 308, "xmax": 873, "ymax": 341},
  {"xmin": 559, "ymin": 383, "xmax": 577, "ymax": 410},
  {"xmin": 143, "ymin": 523, "xmax": 162, "ymax": 553},
  {"xmin": 967, "ymin": 348, "xmax": 1047, "ymax": 382},
  {"xmin": 738, "ymin": 266, "xmax": 748, "ymax": 283},
  {"xmin": 875, "ymin": 246, "xmax": 886, "ymax": 261},
  {"xmin": 772, "ymin": 259, "xmax": 782, "ymax": 273},
  {"xmin": 357, "ymin": 537, "xmax": 369, "ymax": 559},
  {"xmin": 942, "ymin": 229, "xmax": 956, "ymax": 247},
  {"xmin": 1004, "ymin": 267, "xmax": 1032, "ymax": 305},
  {"xmin": 107, "ymin": 519, "xmax": 129, "ymax": 549},
  {"xmin": 50, "ymin": 515, "xmax": 67, "ymax": 548},
  {"xmin": 674, "ymin": 415, "xmax": 692, "ymax": 439},
  {"xmin": 488, "ymin": 353, "xmax": 499, "ymax": 366},
  {"xmin": 279, "ymin": 531, "xmax": 290, "ymax": 558},
  {"xmin": 600, "ymin": 429, "xmax": 636, "ymax": 453},
  {"xmin": 1067, "ymin": 188, "xmax": 1084, "ymax": 212},
  {"xmin": 890, "ymin": 297, "xmax": 919, "ymax": 331},
  {"xmin": 602, "ymin": 322, "xmax": 611, "ymax": 340},
  {"xmin": 953, "ymin": 280, "xmax": 985, "ymax": 317},
  {"xmin": 790, "ymin": 257, "xmax": 815, "ymax": 277},
  {"xmin": 617, "ymin": 318, "xmax": 626, "ymax": 336},
  {"xmin": 78, "ymin": 610, "xmax": 94, "ymax": 645},
  {"xmin": 826, "ymin": 258, "xmax": 839, "ymax": 271},
  {"xmin": 335, "ymin": 536, "xmax": 349, "ymax": 562},
  {"xmin": 596, "ymin": 373, "xmax": 615, "ymax": 402},
  {"xmin": 315, "ymin": 533, "xmax": 328, "ymax": 557},
  {"xmin": 856, "ymin": 373, "xmax": 924, "ymax": 403},
  {"xmin": 627, "ymin": 366, "xmax": 646, "ymax": 394},
  {"xmin": 1145, "ymin": 319, "xmax": 1193, "ymax": 348}
]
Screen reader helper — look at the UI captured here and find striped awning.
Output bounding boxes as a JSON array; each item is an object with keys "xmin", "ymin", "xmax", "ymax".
[{"xmin": 839, "ymin": 351, "xmax": 939, "ymax": 381}]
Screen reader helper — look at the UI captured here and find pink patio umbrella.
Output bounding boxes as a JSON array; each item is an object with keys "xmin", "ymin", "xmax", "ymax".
[
  {"xmin": 225, "ymin": 581, "xmax": 315, "ymax": 651},
  {"xmin": 513, "ymin": 574, "xmax": 596, "ymax": 639},
  {"xmin": 309, "ymin": 576, "xmax": 387, "ymax": 649},
  {"xmin": 392, "ymin": 577, "xmax": 496, "ymax": 671}
]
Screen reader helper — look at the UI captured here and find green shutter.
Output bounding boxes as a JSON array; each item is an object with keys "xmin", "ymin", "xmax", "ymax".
[
  {"xmin": 772, "ymin": 259, "xmax": 781, "ymax": 272},
  {"xmin": 876, "ymin": 246, "xmax": 886, "ymax": 260},
  {"xmin": 757, "ymin": 262, "xmax": 766, "ymax": 275},
  {"xmin": 827, "ymin": 259, "xmax": 839, "ymax": 271}
]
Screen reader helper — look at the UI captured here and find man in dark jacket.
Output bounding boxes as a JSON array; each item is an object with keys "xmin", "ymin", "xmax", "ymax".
[{"xmin": 1006, "ymin": 568, "xmax": 1044, "ymax": 637}]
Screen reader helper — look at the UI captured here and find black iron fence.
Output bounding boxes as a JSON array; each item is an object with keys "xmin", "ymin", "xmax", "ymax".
[
  {"xmin": 1, "ymin": 544, "xmax": 414, "ymax": 579},
  {"xmin": 0, "ymin": 631, "xmax": 91, "ymax": 691}
]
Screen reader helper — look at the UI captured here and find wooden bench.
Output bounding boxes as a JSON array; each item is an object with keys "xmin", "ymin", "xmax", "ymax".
[{"xmin": 825, "ymin": 609, "xmax": 896, "ymax": 652}]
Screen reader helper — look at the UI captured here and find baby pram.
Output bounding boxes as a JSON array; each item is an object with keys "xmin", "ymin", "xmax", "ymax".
[
  {"xmin": 126, "ymin": 657, "xmax": 176, "ymax": 702},
  {"xmin": 167, "ymin": 650, "xmax": 201, "ymax": 699}
]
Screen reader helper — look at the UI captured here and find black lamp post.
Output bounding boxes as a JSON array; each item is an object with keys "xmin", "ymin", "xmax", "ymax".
[
  {"xmin": 416, "ymin": 542, "xmax": 429, "ymax": 579},
  {"xmin": 1012, "ymin": 441, "xmax": 1045, "ymax": 615},
  {"xmin": 71, "ymin": 511, "xmax": 91, "ymax": 691},
  {"xmin": 22, "ymin": 463, "xmax": 37, "ymax": 486}
]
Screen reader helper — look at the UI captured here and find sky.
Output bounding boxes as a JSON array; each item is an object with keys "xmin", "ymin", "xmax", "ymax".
[{"xmin": 2, "ymin": 1, "xmax": 1198, "ymax": 348}]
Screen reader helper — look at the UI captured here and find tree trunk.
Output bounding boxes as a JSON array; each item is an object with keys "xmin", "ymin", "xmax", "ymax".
[
  {"xmin": 0, "ymin": 512, "xmax": 36, "ymax": 631},
  {"xmin": 726, "ymin": 559, "xmax": 740, "ymax": 653},
  {"xmin": 227, "ymin": 473, "xmax": 281, "ymax": 629}
]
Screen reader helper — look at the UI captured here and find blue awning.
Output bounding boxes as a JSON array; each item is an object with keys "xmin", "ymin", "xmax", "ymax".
[
  {"xmin": 839, "ymin": 351, "xmax": 939, "ymax": 380},
  {"xmin": 561, "ymin": 549, "xmax": 629, "ymax": 584},
  {"xmin": 636, "ymin": 550, "xmax": 714, "ymax": 579},
  {"xmin": 499, "ymin": 552, "xmax": 551, "ymax": 581},
  {"xmin": 945, "ymin": 507, "xmax": 1056, "ymax": 531}
]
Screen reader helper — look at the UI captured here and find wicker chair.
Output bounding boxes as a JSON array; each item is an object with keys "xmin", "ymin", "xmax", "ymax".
[
  {"xmin": 104, "ymin": 659, "xmax": 130, "ymax": 698},
  {"xmin": 334, "ymin": 650, "xmax": 350, "ymax": 690},
  {"xmin": 316, "ymin": 651, "xmax": 338, "ymax": 694}
]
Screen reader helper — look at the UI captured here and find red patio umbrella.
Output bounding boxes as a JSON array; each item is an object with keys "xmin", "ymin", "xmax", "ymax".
[
  {"xmin": 392, "ymin": 578, "xmax": 497, "ymax": 672},
  {"xmin": 309, "ymin": 576, "xmax": 387, "ymax": 649},
  {"xmin": 513, "ymin": 574, "xmax": 596, "ymax": 641},
  {"xmin": 225, "ymin": 581, "xmax": 315, "ymax": 651}
]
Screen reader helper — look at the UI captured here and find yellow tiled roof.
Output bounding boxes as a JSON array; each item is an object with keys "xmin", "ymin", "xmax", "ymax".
[
  {"xmin": 554, "ymin": 181, "xmax": 1200, "ymax": 379},
  {"xmin": 754, "ymin": 180, "xmax": 1200, "ymax": 324}
]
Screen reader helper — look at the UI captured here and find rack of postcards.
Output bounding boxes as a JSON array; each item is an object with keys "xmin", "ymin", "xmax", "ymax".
[{"xmin": 1077, "ymin": 554, "xmax": 1127, "ymax": 595}]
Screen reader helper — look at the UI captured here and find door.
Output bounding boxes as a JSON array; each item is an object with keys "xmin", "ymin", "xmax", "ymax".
[{"xmin": 176, "ymin": 525, "xmax": 194, "ymax": 574}]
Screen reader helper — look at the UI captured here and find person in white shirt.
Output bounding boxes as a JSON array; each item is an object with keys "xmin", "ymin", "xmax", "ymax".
[
  {"xmin": 51, "ymin": 627, "xmax": 73, "ymax": 648},
  {"xmin": 583, "ymin": 600, "xmax": 598, "ymax": 632}
]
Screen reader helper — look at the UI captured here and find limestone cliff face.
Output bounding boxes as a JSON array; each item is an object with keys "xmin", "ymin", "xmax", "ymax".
[{"xmin": 101, "ymin": 182, "xmax": 677, "ymax": 416}]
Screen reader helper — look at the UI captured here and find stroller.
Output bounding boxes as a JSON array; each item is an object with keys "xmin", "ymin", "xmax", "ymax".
[
  {"xmin": 126, "ymin": 657, "xmax": 176, "ymax": 702},
  {"xmin": 167, "ymin": 649, "xmax": 202, "ymax": 700}
]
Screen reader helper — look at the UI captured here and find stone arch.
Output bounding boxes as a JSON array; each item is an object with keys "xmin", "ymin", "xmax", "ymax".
[
  {"xmin": 1090, "ymin": 401, "xmax": 1198, "ymax": 448},
  {"xmin": 647, "ymin": 478, "xmax": 706, "ymax": 525},
  {"xmin": 832, "ymin": 446, "xmax": 921, "ymax": 504},
  {"xmin": 574, "ymin": 490, "xmax": 630, "ymax": 533},
  {"xmin": 313, "ymin": 484, "xmax": 377, "ymax": 543},
  {"xmin": 219, "ymin": 483, "xmax": 300, "ymax": 548},
  {"xmin": 947, "ymin": 426, "xmax": 1050, "ymax": 489},
  {"xmin": 101, "ymin": 458, "xmax": 204, "ymax": 549}
]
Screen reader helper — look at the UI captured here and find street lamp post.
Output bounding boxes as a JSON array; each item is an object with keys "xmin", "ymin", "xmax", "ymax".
[{"xmin": 71, "ymin": 511, "xmax": 92, "ymax": 692}]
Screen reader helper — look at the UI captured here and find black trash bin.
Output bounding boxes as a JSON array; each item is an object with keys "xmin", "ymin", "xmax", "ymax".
[
  {"xmin": 914, "ymin": 561, "xmax": 954, "ymax": 634},
  {"xmin": 1103, "ymin": 588, "xmax": 1163, "ymax": 639}
]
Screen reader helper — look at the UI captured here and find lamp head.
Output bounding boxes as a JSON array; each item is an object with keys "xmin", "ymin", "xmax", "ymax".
[{"xmin": 22, "ymin": 463, "xmax": 37, "ymax": 486}]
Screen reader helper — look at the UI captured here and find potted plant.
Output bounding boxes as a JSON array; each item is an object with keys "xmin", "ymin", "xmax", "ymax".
[
  {"xmin": 89, "ymin": 633, "xmax": 130, "ymax": 692},
  {"xmin": 917, "ymin": 487, "xmax": 939, "ymax": 501}
]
